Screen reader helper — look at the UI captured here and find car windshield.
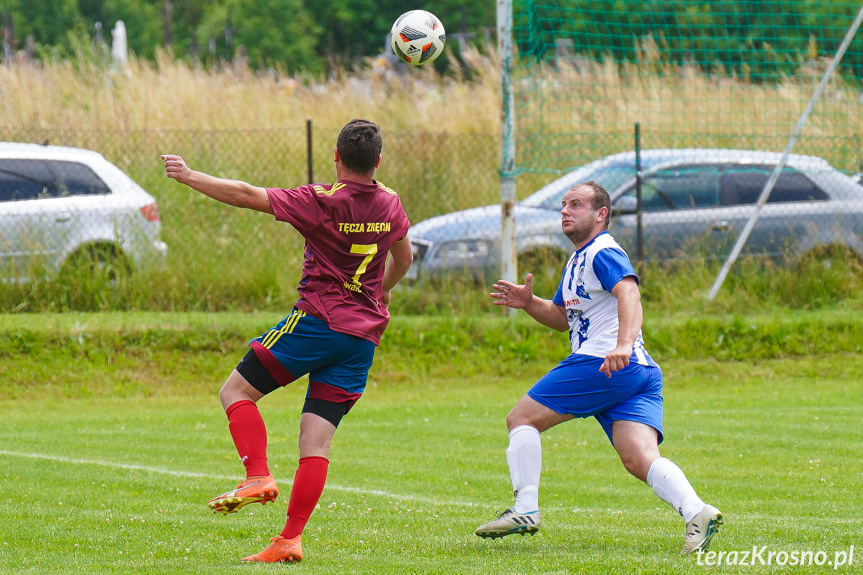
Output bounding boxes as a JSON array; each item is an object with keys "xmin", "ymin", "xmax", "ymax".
[{"xmin": 523, "ymin": 162, "xmax": 637, "ymax": 211}]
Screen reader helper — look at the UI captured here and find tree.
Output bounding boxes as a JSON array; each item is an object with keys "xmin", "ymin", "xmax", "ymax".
[
  {"xmin": 305, "ymin": 0, "xmax": 496, "ymax": 68},
  {"xmin": 225, "ymin": 0, "xmax": 323, "ymax": 73},
  {"xmin": 2, "ymin": 0, "xmax": 81, "ymax": 53},
  {"xmin": 99, "ymin": 0, "xmax": 163, "ymax": 59},
  {"xmin": 162, "ymin": 0, "xmax": 208, "ymax": 58}
]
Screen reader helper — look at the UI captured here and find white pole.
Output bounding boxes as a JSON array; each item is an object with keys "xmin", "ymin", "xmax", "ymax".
[
  {"xmin": 497, "ymin": 0, "xmax": 518, "ymax": 300},
  {"xmin": 707, "ymin": 3, "xmax": 863, "ymax": 302}
]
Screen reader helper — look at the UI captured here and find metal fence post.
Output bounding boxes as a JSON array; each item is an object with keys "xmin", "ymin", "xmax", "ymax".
[
  {"xmin": 634, "ymin": 123, "xmax": 643, "ymax": 275},
  {"xmin": 306, "ymin": 118, "xmax": 313, "ymax": 184}
]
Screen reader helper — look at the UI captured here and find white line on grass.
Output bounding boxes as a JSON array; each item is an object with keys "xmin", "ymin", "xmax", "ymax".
[{"xmin": 0, "ymin": 449, "xmax": 486, "ymax": 509}]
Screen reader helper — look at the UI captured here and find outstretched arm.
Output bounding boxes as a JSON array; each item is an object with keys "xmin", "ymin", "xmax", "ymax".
[
  {"xmin": 161, "ymin": 154, "xmax": 274, "ymax": 215},
  {"xmin": 381, "ymin": 236, "xmax": 414, "ymax": 307},
  {"xmin": 599, "ymin": 277, "xmax": 642, "ymax": 377},
  {"xmin": 491, "ymin": 273, "xmax": 568, "ymax": 331}
]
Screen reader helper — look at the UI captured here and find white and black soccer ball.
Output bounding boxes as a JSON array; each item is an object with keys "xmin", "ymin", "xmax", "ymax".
[{"xmin": 390, "ymin": 10, "xmax": 446, "ymax": 65}]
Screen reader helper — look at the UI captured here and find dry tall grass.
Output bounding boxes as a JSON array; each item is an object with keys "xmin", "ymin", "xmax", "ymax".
[
  {"xmin": 512, "ymin": 50, "xmax": 863, "ymax": 172},
  {"xmin": 2, "ymin": 44, "xmax": 861, "ymax": 167},
  {"xmin": 0, "ymin": 49, "xmax": 502, "ymax": 136}
]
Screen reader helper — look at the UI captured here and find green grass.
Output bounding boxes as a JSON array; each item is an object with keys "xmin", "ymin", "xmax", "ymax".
[{"xmin": 0, "ymin": 312, "xmax": 861, "ymax": 573}]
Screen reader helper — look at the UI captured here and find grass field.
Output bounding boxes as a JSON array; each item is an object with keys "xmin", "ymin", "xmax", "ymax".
[{"xmin": 1, "ymin": 312, "xmax": 861, "ymax": 574}]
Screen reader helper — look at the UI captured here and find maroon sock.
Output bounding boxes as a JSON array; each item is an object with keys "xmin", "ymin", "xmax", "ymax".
[
  {"xmin": 281, "ymin": 456, "xmax": 329, "ymax": 539},
  {"xmin": 225, "ymin": 400, "xmax": 270, "ymax": 478}
]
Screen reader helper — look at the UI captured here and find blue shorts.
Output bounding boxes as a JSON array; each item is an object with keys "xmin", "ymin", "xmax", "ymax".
[
  {"xmin": 248, "ymin": 308, "xmax": 376, "ymax": 408},
  {"xmin": 527, "ymin": 354, "xmax": 665, "ymax": 444}
]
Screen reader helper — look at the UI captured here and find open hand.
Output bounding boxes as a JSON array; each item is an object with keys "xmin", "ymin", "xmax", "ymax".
[{"xmin": 490, "ymin": 273, "xmax": 534, "ymax": 309}]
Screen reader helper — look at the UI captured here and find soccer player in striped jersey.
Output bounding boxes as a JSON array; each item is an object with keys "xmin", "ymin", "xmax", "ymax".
[
  {"xmin": 474, "ymin": 181, "xmax": 722, "ymax": 555},
  {"xmin": 161, "ymin": 119, "xmax": 412, "ymax": 563}
]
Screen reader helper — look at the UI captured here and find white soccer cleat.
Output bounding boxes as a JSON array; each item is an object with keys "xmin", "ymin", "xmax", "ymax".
[
  {"xmin": 682, "ymin": 504, "xmax": 723, "ymax": 555},
  {"xmin": 475, "ymin": 509, "xmax": 542, "ymax": 539}
]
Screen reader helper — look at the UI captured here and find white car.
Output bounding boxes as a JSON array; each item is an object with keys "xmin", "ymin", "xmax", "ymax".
[{"xmin": 0, "ymin": 143, "xmax": 168, "ymax": 281}]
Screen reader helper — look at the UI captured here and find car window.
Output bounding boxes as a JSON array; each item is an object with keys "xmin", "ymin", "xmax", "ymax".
[
  {"xmin": 592, "ymin": 166, "xmax": 638, "ymax": 198},
  {"xmin": 0, "ymin": 159, "xmax": 57, "ymax": 202},
  {"xmin": 720, "ymin": 166, "xmax": 828, "ymax": 205},
  {"xmin": 49, "ymin": 160, "xmax": 111, "ymax": 197},
  {"xmin": 622, "ymin": 164, "xmax": 723, "ymax": 211}
]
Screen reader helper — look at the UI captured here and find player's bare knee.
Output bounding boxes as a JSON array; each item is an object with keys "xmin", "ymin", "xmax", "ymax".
[
  {"xmin": 505, "ymin": 410, "xmax": 523, "ymax": 430},
  {"xmin": 218, "ymin": 382, "xmax": 234, "ymax": 408},
  {"xmin": 619, "ymin": 454, "xmax": 651, "ymax": 482},
  {"xmin": 506, "ymin": 407, "xmax": 538, "ymax": 431},
  {"xmin": 622, "ymin": 459, "xmax": 644, "ymax": 480},
  {"xmin": 219, "ymin": 369, "xmax": 263, "ymax": 410},
  {"xmin": 506, "ymin": 394, "xmax": 542, "ymax": 430}
]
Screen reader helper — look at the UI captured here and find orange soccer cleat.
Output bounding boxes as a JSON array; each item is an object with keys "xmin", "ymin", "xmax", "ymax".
[
  {"xmin": 242, "ymin": 535, "xmax": 302, "ymax": 563},
  {"xmin": 207, "ymin": 475, "xmax": 279, "ymax": 514}
]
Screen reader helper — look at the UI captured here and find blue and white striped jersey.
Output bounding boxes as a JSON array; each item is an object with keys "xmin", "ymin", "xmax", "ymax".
[{"xmin": 552, "ymin": 231, "xmax": 658, "ymax": 367}]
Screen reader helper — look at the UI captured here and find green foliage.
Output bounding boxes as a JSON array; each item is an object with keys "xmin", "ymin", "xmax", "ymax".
[
  {"xmin": 163, "ymin": 0, "xmax": 207, "ymax": 56},
  {"xmin": 4, "ymin": 0, "xmax": 860, "ymax": 78},
  {"xmin": 100, "ymin": 0, "xmax": 163, "ymax": 59},
  {"xmin": 193, "ymin": 3, "xmax": 232, "ymax": 63},
  {"xmin": 2, "ymin": 0, "xmax": 860, "ymax": 78},
  {"xmin": 1, "ymin": 0, "xmax": 82, "ymax": 52},
  {"xmin": 228, "ymin": 0, "xmax": 323, "ymax": 73},
  {"xmin": 2, "ymin": 307, "xmax": 862, "ymax": 400},
  {"xmin": 301, "ymin": 0, "xmax": 496, "ymax": 66},
  {"xmin": 0, "ymin": 0, "xmax": 495, "ymax": 72},
  {"xmin": 516, "ymin": 0, "xmax": 863, "ymax": 83}
]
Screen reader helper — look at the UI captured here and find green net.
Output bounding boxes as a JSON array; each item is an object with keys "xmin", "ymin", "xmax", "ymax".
[{"xmin": 508, "ymin": 0, "xmax": 863, "ymax": 177}]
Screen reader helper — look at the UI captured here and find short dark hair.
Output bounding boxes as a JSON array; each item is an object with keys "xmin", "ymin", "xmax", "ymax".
[
  {"xmin": 336, "ymin": 119, "xmax": 382, "ymax": 175},
  {"xmin": 575, "ymin": 180, "xmax": 612, "ymax": 228}
]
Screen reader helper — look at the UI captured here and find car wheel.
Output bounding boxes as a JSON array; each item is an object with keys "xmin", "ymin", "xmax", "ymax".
[{"xmin": 60, "ymin": 245, "xmax": 131, "ymax": 285}]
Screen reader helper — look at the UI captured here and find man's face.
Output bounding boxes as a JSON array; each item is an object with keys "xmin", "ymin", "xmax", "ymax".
[{"xmin": 561, "ymin": 186, "xmax": 603, "ymax": 245}]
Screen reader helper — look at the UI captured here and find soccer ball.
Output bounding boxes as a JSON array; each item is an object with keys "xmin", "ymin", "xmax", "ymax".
[{"xmin": 390, "ymin": 10, "xmax": 446, "ymax": 65}]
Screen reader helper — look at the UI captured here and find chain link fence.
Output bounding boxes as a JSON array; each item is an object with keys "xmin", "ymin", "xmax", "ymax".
[
  {"xmin": 403, "ymin": 0, "xmax": 863, "ymax": 297},
  {"xmin": 3, "ymin": 123, "xmax": 861, "ymax": 312},
  {"xmin": 470, "ymin": 0, "xmax": 863, "ymax": 297},
  {"xmin": 0, "ymin": 126, "xmax": 501, "ymax": 311}
]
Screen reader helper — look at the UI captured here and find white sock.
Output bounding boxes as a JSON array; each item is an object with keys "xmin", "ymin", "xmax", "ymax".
[
  {"xmin": 506, "ymin": 425, "xmax": 541, "ymax": 513},
  {"xmin": 646, "ymin": 457, "xmax": 705, "ymax": 522}
]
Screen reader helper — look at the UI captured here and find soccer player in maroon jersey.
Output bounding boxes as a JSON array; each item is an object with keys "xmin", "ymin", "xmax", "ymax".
[{"xmin": 161, "ymin": 119, "xmax": 413, "ymax": 563}]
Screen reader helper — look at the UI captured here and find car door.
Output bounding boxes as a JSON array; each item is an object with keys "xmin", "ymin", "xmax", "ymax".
[
  {"xmin": 45, "ymin": 159, "xmax": 114, "ymax": 261},
  {"xmin": 610, "ymin": 163, "xmax": 730, "ymax": 261},
  {"xmin": 0, "ymin": 158, "xmax": 113, "ymax": 279},
  {"xmin": 718, "ymin": 164, "xmax": 830, "ymax": 258},
  {"xmin": 0, "ymin": 159, "xmax": 60, "ymax": 277}
]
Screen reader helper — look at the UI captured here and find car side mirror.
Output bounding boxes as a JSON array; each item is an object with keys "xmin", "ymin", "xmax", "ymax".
[{"xmin": 613, "ymin": 195, "xmax": 638, "ymax": 215}]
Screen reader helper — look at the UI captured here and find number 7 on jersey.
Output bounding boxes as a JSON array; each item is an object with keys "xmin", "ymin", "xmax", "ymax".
[{"xmin": 349, "ymin": 243, "xmax": 378, "ymax": 287}]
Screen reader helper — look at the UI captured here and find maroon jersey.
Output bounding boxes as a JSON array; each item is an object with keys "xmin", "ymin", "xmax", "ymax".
[{"xmin": 266, "ymin": 180, "xmax": 410, "ymax": 345}]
